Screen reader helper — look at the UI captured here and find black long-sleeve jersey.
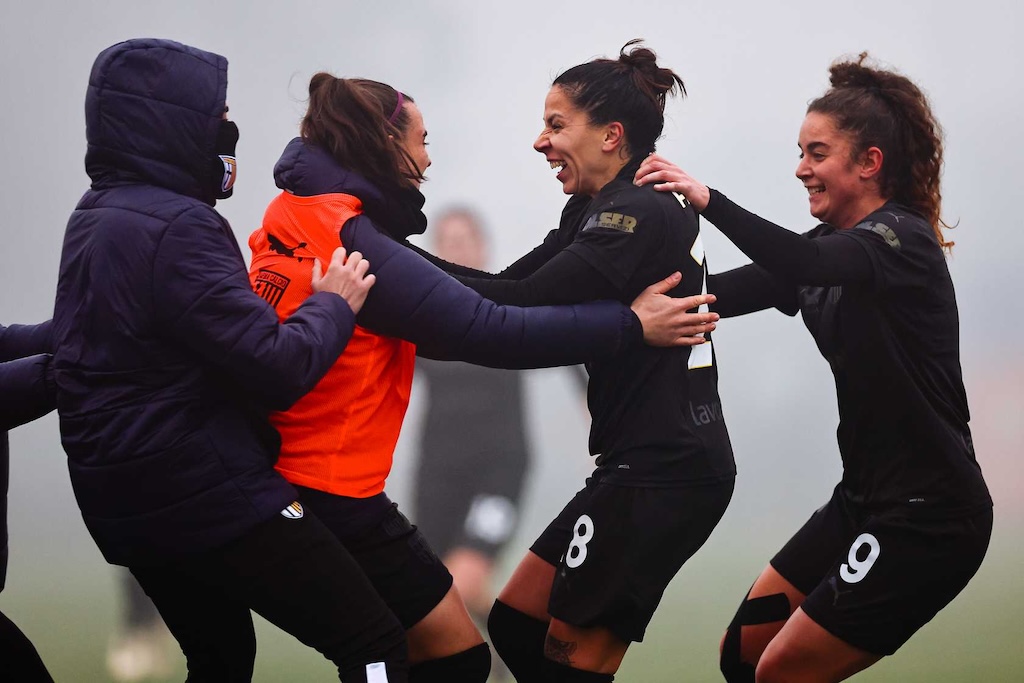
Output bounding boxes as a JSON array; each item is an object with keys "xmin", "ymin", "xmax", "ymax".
[
  {"xmin": 703, "ymin": 190, "xmax": 991, "ymax": 515},
  {"xmin": 418, "ymin": 163, "xmax": 735, "ymax": 486}
]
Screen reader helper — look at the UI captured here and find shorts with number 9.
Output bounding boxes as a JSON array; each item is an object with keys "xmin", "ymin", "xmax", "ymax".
[{"xmin": 771, "ymin": 484, "xmax": 992, "ymax": 655}]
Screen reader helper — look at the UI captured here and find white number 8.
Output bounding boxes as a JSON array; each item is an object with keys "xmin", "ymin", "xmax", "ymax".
[
  {"xmin": 839, "ymin": 533, "xmax": 880, "ymax": 584},
  {"xmin": 565, "ymin": 514, "xmax": 595, "ymax": 569}
]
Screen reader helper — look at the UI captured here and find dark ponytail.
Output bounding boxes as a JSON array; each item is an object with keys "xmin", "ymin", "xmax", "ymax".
[{"xmin": 553, "ymin": 39, "xmax": 686, "ymax": 157}]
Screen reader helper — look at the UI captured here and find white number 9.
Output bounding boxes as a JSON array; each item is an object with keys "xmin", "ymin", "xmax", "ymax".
[{"xmin": 839, "ymin": 532, "xmax": 880, "ymax": 584}]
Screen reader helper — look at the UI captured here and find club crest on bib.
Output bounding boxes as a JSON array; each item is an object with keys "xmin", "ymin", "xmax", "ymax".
[
  {"xmin": 280, "ymin": 501, "xmax": 304, "ymax": 519},
  {"xmin": 219, "ymin": 154, "xmax": 237, "ymax": 193}
]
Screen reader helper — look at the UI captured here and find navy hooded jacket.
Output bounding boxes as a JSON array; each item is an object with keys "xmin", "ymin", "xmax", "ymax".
[
  {"xmin": 0, "ymin": 322, "xmax": 54, "ymax": 591},
  {"xmin": 51, "ymin": 39, "xmax": 357, "ymax": 566}
]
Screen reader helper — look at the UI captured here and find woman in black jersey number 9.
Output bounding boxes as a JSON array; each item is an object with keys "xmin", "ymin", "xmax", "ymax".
[
  {"xmin": 418, "ymin": 40, "xmax": 737, "ymax": 682},
  {"xmin": 636, "ymin": 52, "xmax": 993, "ymax": 682}
]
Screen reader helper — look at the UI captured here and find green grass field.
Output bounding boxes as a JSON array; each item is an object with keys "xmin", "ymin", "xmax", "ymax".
[{"xmin": 5, "ymin": 519, "xmax": 1019, "ymax": 682}]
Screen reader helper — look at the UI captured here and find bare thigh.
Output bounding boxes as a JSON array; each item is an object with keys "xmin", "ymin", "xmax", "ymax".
[
  {"xmin": 496, "ymin": 551, "xmax": 555, "ymax": 621},
  {"xmin": 756, "ymin": 608, "xmax": 881, "ymax": 683},
  {"xmin": 406, "ymin": 584, "xmax": 484, "ymax": 663},
  {"xmin": 498, "ymin": 551, "xmax": 629, "ymax": 674}
]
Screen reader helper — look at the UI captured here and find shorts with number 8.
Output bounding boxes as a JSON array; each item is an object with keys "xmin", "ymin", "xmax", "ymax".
[
  {"xmin": 771, "ymin": 484, "xmax": 992, "ymax": 655},
  {"xmin": 530, "ymin": 473, "xmax": 734, "ymax": 643}
]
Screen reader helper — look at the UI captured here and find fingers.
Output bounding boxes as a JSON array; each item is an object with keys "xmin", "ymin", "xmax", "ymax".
[
  {"xmin": 354, "ymin": 256, "xmax": 370, "ymax": 279},
  {"xmin": 634, "ymin": 154, "xmax": 672, "ymax": 186},
  {"xmin": 311, "ymin": 258, "xmax": 323, "ymax": 286},
  {"xmin": 678, "ymin": 293, "xmax": 717, "ymax": 310},
  {"xmin": 643, "ymin": 271, "xmax": 682, "ymax": 296},
  {"xmin": 674, "ymin": 323, "xmax": 717, "ymax": 346}
]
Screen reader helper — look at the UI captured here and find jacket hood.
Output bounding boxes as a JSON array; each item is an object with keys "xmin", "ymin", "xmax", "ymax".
[
  {"xmin": 274, "ymin": 137, "xmax": 427, "ymax": 239},
  {"xmin": 84, "ymin": 38, "xmax": 228, "ymax": 204},
  {"xmin": 274, "ymin": 137, "xmax": 385, "ymax": 200}
]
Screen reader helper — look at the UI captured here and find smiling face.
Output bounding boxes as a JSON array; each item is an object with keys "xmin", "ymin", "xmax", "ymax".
[
  {"xmin": 533, "ymin": 86, "xmax": 622, "ymax": 197},
  {"xmin": 796, "ymin": 111, "xmax": 885, "ymax": 229},
  {"xmin": 397, "ymin": 102, "xmax": 431, "ymax": 187}
]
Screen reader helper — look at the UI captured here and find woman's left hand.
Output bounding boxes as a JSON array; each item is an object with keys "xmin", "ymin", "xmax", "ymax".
[{"xmin": 634, "ymin": 154, "xmax": 711, "ymax": 212}]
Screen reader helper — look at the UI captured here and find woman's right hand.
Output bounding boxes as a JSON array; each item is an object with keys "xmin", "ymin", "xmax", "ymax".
[
  {"xmin": 311, "ymin": 247, "xmax": 376, "ymax": 314},
  {"xmin": 631, "ymin": 272, "xmax": 718, "ymax": 347},
  {"xmin": 634, "ymin": 154, "xmax": 711, "ymax": 212}
]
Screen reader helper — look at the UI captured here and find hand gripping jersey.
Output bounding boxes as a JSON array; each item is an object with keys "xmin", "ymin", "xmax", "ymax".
[{"xmin": 250, "ymin": 192, "xmax": 414, "ymax": 498}]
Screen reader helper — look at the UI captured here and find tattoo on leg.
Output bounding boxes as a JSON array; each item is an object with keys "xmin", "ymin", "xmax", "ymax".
[{"xmin": 544, "ymin": 634, "xmax": 578, "ymax": 665}]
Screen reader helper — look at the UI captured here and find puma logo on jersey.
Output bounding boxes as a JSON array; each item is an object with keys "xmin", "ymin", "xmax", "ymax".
[
  {"xmin": 280, "ymin": 501, "xmax": 304, "ymax": 519},
  {"xmin": 268, "ymin": 233, "xmax": 308, "ymax": 259},
  {"xmin": 583, "ymin": 212, "xmax": 638, "ymax": 233}
]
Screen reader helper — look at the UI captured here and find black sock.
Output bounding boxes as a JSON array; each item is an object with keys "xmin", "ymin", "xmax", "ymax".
[{"xmin": 488, "ymin": 600, "xmax": 549, "ymax": 682}]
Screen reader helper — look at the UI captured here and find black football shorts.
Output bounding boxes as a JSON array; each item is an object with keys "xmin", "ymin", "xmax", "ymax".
[
  {"xmin": 296, "ymin": 486, "xmax": 453, "ymax": 629},
  {"xmin": 771, "ymin": 486, "xmax": 993, "ymax": 655},
  {"xmin": 531, "ymin": 475, "xmax": 734, "ymax": 643}
]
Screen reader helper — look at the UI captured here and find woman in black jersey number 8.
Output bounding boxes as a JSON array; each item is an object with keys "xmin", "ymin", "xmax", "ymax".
[
  {"xmin": 419, "ymin": 40, "xmax": 737, "ymax": 682},
  {"xmin": 635, "ymin": 52, "xmax": 993, "ymax": 682}
]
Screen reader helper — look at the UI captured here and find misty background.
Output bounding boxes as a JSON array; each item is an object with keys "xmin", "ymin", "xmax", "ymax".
[{"xmin": 1, "ymin": 1, "xmax": 1020, "ymax": 681}]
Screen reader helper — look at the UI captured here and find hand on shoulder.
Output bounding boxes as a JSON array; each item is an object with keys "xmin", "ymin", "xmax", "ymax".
[
  {"xmin": 634, "ymin": 154, "xmax": 711, "ymax": 212},
  {"xmin": 312, "ymin": 247, "xmax": 376, "ymax": 314}
]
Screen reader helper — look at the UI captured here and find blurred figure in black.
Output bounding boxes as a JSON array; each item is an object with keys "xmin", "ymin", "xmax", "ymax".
[
  {"xmin": 1, "ymin": 321, "xmax": 56, "ymax": 682},
  {"xmin": 411, "ymin": 208, "xmax": 528, "ymax": 619},
  {"xmin": 106, "ymin": 570, "xmax": 176, "ymax": 682},
  {"xmin": 410, "ymin": 208, "xmax": 586, "ymax": 681}
]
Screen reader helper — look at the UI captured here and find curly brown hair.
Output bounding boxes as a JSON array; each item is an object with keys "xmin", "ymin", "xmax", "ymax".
[{"xmin": 808, "ymin": 53, "xmax": 952, "ymax": 249}]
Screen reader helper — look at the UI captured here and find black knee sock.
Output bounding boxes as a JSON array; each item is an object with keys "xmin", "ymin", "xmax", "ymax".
[
  {"xmin": 541, "ymin": 658, "xmax": 614, "ymax": 682},
  {"xmin": 487, "ymin": 600, "xmax": 548, "ymax": 682},
  {"xmin": 409, "ymin": 643, "xmax": 490, "ymax": 683},
  {"xmin": 719, "ymin": 590, "xmax": 790, "ymax": 683}
]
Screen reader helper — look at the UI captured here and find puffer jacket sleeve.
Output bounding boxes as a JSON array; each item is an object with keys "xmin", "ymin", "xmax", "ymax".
[
  {"xmin": 0, "ymin": 321, "xmax": 53, "ymax": 361},
  {"xmin": 343, "ymin": 216, "xmax": 641, "ymax": 369},
  {"xmin": 152, "ymin": 206, "xmax": 356, "ymax": 410},
  {"xmin": 0, "ymin": 355, "xmax": 55, "ymax": 430}
]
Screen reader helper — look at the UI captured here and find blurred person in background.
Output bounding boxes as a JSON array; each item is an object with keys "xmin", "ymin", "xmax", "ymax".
[
  {"xmin": 415, "ymin": 41, "xmax": 735, "ymax": 683},
  {"xmin": 50, "ymin": 38, "xmax": 416, "ymax": 683},
  {"xmin": 0, "ymin": 321, "xmax": 55, "ymax": 683},
  {"xmin": 409, "ymin": 207, "xmax": 588, "ymax": 681},
  {"xmin": 106, "ymin": 570, "xmax": 176, "ymax": 682},
  {"xmin": 247, "ymin": 72, "xmax": 715, "ymax": 682},
  {"xmin": 411, "ymin": 208, "xmax": 535, "ymax": 626},
  {"xmin": 636, "ymin": 52, "xmax": 992, "ymax": 683}
]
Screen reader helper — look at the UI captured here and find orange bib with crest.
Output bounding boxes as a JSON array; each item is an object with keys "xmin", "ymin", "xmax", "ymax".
[{"xmin": 249, "ymin": 191, "xmax": 415, "ymax": 498}]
